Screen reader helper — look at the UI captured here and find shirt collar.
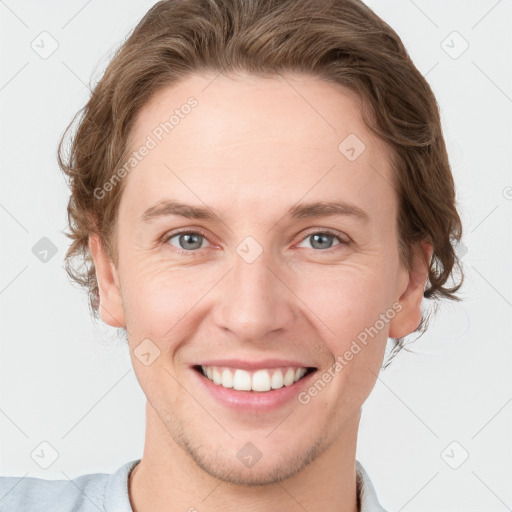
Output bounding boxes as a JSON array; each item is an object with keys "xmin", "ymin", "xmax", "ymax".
[
  {"xmin": 356, "ymin": 460, "xmax": 387, "ymax": 512},
  {"xmin": 104, "ymin": 459, "xmax": 386, "ymax": 512}
]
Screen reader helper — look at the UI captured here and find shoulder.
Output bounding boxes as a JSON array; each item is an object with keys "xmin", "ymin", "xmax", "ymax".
[
  {"xmin": 0, "ymin": 460, "xmax": 139, "ymax": 512},
  {"xmin": 0, "ymin": 472, "xmax": 108, "ymax": 512}
]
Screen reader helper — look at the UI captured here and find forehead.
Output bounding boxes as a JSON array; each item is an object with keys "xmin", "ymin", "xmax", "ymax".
[{"xmin": 121, "ymin": 72, "xmax": 395, "ymax": 224}]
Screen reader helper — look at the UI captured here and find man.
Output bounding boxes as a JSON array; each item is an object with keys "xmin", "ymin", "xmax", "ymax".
[{"xmin": 0, "ymin": 0, "xmax": 462, "ymax": 510}]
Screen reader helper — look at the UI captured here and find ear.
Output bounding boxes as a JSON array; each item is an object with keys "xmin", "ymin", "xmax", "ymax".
[
  {"xmin": 88, "ymin": 234, "xmax": 126, "ymax": 328},
  {"xmin": 389, "ymin": 240, "xmax": 433, "ymax": 339}
]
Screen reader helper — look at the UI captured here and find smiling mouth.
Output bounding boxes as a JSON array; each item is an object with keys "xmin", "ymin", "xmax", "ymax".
[{"xmin": 193, "ymin": 365, "xmax": 317, "ymax": 392}]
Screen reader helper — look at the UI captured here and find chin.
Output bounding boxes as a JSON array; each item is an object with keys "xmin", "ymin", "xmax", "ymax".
[{"xmin": 177, "ymin": 430, "xmax": 326, "ymax": 486}]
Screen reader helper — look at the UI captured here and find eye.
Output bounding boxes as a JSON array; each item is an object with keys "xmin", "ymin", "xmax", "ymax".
[
  {"xmin": 163, "ymin": 229, "xmax": 211, "ymax": 253},
  {"xmin": 162, "ymin": 228, "xmax": 349, "ymax": 255},
  {"xmin": 296, "ymin": 230, "xmax": 349, "ymax": 251}
]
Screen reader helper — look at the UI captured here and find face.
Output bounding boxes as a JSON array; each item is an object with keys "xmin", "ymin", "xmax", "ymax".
[{"xmin": 91, "ymin": 72, "xmax": 429, "ymax": 485}]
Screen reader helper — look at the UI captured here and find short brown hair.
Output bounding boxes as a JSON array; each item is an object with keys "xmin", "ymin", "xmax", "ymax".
[{"xmin": 57, "ymin": 0, "xmax": 464, "ymax": 365}]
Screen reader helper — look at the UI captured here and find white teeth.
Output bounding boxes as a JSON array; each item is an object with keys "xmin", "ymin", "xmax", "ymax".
[
  {"xmin": 212, "ymin": 367, "xmax": 221, "ymax": 385},
  {"xmin": 295, "ymin": 368, "xmax": 307, "ymax": 381},
  {"xmin": 233, "ymin": 369, "xmax": 252, "ymax": 390},
  {"xmin": 221, "ymin": 368, "xmax": 233, "ymax": 388},
  {"xmin": 199, "ymin": 365, "xmax": 310, "ymax": 392},
  {"xmin": 252, "ymin": 370, "xmax": 271, "ymax": 392},
  {"xmin": 283, "ymin": 368, "xmax": 295, "ymax": 386},
  {"xmin": 271, "ymin": 370, "xmax": 284, "ymax": 389}
]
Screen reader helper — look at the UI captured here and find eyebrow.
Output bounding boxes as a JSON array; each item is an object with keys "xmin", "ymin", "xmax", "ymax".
[{"xmin": 140, "ymin": 199, "xmax": 370, "ymax": 223}]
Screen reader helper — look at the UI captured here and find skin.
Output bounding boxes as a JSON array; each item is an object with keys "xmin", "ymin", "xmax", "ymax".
[{"xmin": 89, "ymin": 71, "xmax": 432, "ymax": 512}]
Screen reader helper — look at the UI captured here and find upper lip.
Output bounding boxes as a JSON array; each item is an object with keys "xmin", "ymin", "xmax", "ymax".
[{"xmin": 194, "ymin": 359, "xmax": 316, "ymax": 371}]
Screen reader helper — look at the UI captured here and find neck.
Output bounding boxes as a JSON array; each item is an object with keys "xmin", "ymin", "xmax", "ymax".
[{"xmin": 129, "ymin": 404, "xmax": 361, "ymax": 512}]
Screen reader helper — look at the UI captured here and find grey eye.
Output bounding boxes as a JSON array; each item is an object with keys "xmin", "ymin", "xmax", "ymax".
[
  {"xmin": 298, "ymin": 232, "xmax": 342, "ymax": 250},
  {"xmin": 167, "ymin": 232, "xmax": 206, "ymax": 251}
]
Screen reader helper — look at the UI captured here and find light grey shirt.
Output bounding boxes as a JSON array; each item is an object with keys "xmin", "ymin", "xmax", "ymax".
[{"xmin": 0, "ymin": 459, "xmax": 387, "ymax": 511}]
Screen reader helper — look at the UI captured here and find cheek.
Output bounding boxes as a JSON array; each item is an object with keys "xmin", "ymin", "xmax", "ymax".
[
  {"xmin": 294, "ymin": 261, "xmax": 395, "ymax": 345},
  {"xmin": 309, "ymin": 266, "xmax": 390, "ymax": 410},
  {"xmin": 120, "ymin": 256, "xmax": 216, "ymax": 337}
]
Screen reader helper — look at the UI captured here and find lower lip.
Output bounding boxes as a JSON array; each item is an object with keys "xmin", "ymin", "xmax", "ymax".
[{"xmin": 191, "ymin": 367, "xmax": 317, "ymax": 413}]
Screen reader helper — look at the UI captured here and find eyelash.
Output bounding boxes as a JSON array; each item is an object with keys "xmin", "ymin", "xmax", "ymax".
[{"xmin": 162, "ymin": 228, "xmax": 350, "ymax": 256}]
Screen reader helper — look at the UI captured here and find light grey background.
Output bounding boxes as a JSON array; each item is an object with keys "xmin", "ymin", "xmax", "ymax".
[{"xmin": 0, "ymin": 1, "xmax": 511, "ymax": 511}]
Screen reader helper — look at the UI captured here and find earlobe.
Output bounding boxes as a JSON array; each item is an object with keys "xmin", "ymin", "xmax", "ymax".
[
  {"xmin": 88, "ymin": 235, "xmax": 126, "ymax": 328},
  {"xmin": 388, "ymin": 241, "xmax": 433, "ymax": 339}
]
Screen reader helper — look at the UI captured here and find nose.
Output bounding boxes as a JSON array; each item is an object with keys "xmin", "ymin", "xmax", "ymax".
[{"xmin": 212, "ymin": 250, "xmax": 297, "ymax": 343}]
